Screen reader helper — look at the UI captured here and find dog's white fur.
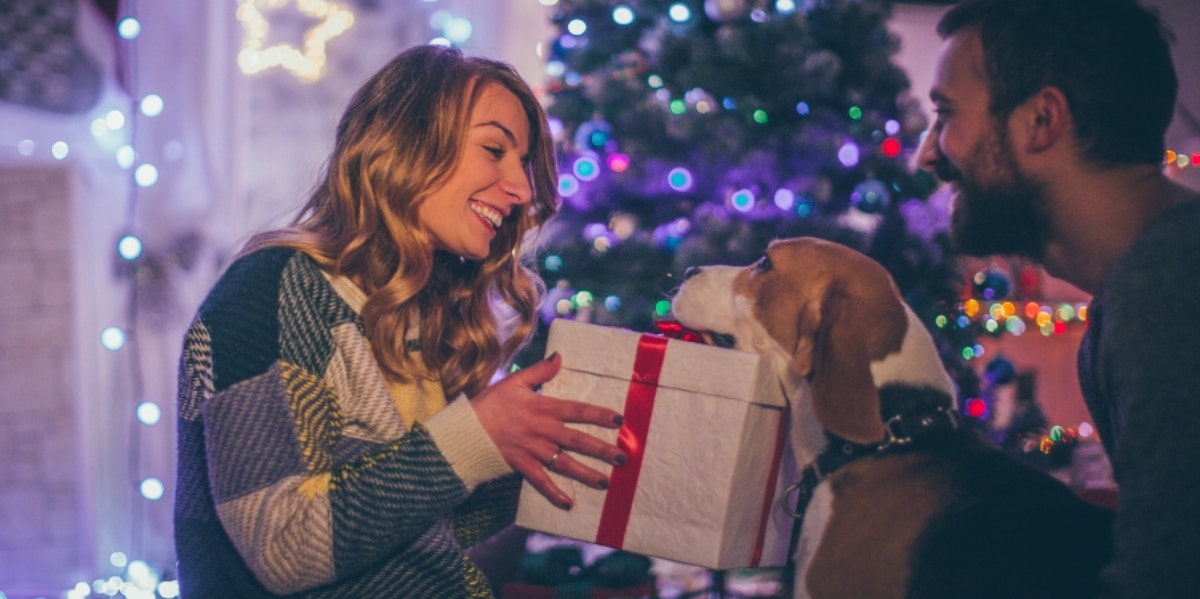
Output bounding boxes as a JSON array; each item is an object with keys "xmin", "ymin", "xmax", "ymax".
[{"xmin": 670, "ymin": 238, "xmax": 955, "ymax": 597}]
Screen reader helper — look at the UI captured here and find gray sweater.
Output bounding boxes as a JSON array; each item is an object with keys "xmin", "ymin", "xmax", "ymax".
[{"xmin": 1078, "ymin": 198, "xmax": 1200, "ymax": 598}]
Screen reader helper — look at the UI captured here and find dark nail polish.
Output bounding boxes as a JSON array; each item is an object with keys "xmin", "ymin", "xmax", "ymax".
[
  {"xmin": 544, "ymin": 351, "xmax": 559, "ymax": 363},
  {"xmin": 614, "ymin": 454, "xmax": 627, "ymax": 467},
  {"xmin": 558, "ymin": 498, "xmax": 573, "ymax": 510},
  {"xmin": 612, "ymin": 414, "xmax": 624, "ymax": 426},
  {"xmin": 597, "ymin": 478, "xmax": 609, "ymax": 490}
]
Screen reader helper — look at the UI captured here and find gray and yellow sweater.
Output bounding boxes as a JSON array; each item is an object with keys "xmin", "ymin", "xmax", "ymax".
[{"xmin": 175, "ymin": 247, "xmax": 518, "ymax": 598}]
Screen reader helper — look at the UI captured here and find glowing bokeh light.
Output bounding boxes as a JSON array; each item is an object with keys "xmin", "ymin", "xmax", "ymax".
[
  {"xmin": 137, "ymin": 401, "xmax": 162, "ymax": 426},
  {"xmin": 117, "ymin": 17, "xmax": 141, "ymax": 39},
  {"xmin": 607, "ymin": 153, "xmax": 630, "ymax": 173},
  {"xmin": 140, "ymin": 477, "xmax": 165, "ymax": 501},
  {"xmin": 573, "ymin": 156, "xmax": 600, "ymax": 181},
  {"xmin": 837, "ymin": 140, "xmax": 860, "ymax": 167},
  {"xmin": 730, "ymin": 189, "xmax": 755, "ymax": 212},
  {"xmin": 612, "ymin": 5, "xmax": 635, "ymax": 25},
  {"xmin": 668, "ymin": 3, "xmax": 692, "ymax": 22},
  {"xmin": 118, "ymin": 235, "xmax": 143, "ymax": 261},
  {"xmin": 567, "ymin": 18, "xmax": 587, "ymax": 35},
  {"xmin": 101, "ymin": 327, "xmax": 127, "ymax": 351},
  {"xmin": 667, "ymin": 167, "xmax": 693, "ymax": 191},
  {"xmin": 558, "ymin": 174, "xmax": 580, "ymax": 197},
  {"xmin": 135, "ymin": 163, "xmax": 159, "ymax": 187}
]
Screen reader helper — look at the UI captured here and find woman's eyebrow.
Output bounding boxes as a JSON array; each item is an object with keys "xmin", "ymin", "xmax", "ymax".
[{"xmin": 474, "ymin": 120, "xmax": 518, "ymax": 145}]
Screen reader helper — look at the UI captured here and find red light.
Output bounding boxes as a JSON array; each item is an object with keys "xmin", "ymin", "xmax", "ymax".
[
  {"xmin": 1054, "ymin": 321, "xmax": 1067, "ymax": 335},
  {"xmin": 881, "ymin": 137, "xmax": 901, "ymax": 158},
  {"xmin": 965, "ymin": 398, "xmax": 987, "ymax": 419}
]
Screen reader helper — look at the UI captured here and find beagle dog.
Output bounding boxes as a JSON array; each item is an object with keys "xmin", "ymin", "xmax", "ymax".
[{"xmin": 671, "ymin": 237, "xmax": 1113, "ymax": 599}]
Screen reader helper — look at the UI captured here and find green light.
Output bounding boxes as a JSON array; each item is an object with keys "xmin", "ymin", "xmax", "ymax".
[
  {"xmin": 961, "ymin": 346, "xmax": 974, "ymax": 360},
  {"xmin": 654, "ymin": 300, "xmax": 672, "ymax": 317},
  {"xmin": 752, "ymin": 109, "xmax": 768, "ymax": 124},
  {"xmin": 935, "ymin": 315, "xmax": 948, "ymax": 328},
  {"xmin": 669, "ymin": 99, "xmax": 686, "ymax": 115},
  {"xmin": 573, "ymin": 290, "xmax": 594, "ymax": 307},
  {"xmin": 849, "ymin": 106, "xmax": 863, "ymax": 120}
]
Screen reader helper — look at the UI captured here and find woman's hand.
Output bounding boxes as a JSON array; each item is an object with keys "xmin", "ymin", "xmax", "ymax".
[{"xmin": 471, "ymin": 353, "xmax": 626, "ymax": 510}]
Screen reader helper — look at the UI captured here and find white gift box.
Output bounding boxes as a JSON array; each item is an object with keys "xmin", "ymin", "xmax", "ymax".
[{"xmin": 515, "ymin": 319, "xmax": 795, "ymax": 570}]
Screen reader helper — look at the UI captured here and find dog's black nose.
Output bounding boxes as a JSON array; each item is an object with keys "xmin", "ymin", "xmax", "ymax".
[{"xmin": 683, "ymin": 266, "xmax": 702, "ymax": 280}]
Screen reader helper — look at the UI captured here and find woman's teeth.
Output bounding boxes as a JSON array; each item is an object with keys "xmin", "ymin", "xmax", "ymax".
[{"xmin": 470, "ymin": 201, "xmax": 502, "ymax": 228}]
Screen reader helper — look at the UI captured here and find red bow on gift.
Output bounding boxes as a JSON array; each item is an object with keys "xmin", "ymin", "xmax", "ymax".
[{"xmin": 653, "ymin": 319, "xmax": 704, "ymax": 343}]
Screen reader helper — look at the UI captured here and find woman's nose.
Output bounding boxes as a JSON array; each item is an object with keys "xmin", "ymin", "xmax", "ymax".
[{"xmin": 502, "ymin": 163, "xmax": 532, "ymax": 205}]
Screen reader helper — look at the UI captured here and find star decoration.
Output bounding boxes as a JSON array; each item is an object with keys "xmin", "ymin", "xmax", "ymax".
[{"xmin": 236, "ymin": 0, "xmax": 354, "ymax": 83}]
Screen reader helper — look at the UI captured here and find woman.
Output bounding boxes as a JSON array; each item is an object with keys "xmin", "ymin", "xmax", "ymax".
[{"xmin": 174, "ymin": 45, "xmax": 626, "ymax": 598}]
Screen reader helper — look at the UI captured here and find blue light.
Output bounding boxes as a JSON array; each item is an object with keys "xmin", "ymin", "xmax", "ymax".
[
  {"xmin": 573, "ymin": 156, "xmax": 600, "ymax": 181},
  {"xmin": 558, "ymin": 174, "xmax": 580, "ymax": 197},
  {"xmin": 544, "ymin": 255, "xmax": 563, "ymax": 272},
  {"xmin": 731, "ymin": 189, "xmax": 755, "ymax": 212},
  {"xmin": 604, "ymin": 295, "xmax": 622, "ymax": 312},
  {"xmin": 667, "ymin": 167, "xmax": 694, "ymax": 191},
  {"xmin": 796, "ymin": 101, "xmax": 810, "ymax": 116}
]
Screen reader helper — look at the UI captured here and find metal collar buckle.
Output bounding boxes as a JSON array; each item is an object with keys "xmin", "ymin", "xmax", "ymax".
[{"xmin": 878, "ymin": 405, "xmax": 960, "ymax": 452}]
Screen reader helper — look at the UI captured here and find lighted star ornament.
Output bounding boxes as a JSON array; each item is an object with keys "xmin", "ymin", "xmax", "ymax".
[{"xmin": 237, "ymin": 0, "xmax": 354, "ymax": 83}]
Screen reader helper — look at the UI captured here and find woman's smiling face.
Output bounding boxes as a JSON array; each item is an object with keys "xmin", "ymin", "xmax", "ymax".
[{"xmin": 417, "ymin": 81, "xmax": 533, "ymax": 260}]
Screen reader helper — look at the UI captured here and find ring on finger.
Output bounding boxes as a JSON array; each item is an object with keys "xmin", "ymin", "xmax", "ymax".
[{"xmin": 546, "ymin": 447, "xmax": 563, "ymax": 470}]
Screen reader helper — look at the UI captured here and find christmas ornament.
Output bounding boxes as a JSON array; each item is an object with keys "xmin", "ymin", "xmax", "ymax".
[
  {"xmin": 850, "ymin": 178, "xmax": 891, "ymax": 214},
  {"xmin": 572, "ymin": 117, "xmax": 613, "ymax": 153},
  {"xmin": 705, "ymin": 0, "xmax": 749, "ymax": 23},
  {"xmin": 973, "ymin": 267, "xmax": 1012, "ymax": 300}
]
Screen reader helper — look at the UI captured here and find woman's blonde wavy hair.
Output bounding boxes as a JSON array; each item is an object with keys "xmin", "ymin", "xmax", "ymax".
[{"xmin": 243, "ymin": 45, "xmax": 558, "ymax": 398}]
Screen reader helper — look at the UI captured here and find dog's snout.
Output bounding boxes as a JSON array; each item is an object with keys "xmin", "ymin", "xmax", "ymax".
[{"xmin": 683, "ymin": 266, "xmax": 703, "ymax": 280}]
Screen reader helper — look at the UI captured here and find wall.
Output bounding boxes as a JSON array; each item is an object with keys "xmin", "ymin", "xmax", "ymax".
[{"xmin": 0, "ymin": 163, "xmax": 83, "ymax": 594}]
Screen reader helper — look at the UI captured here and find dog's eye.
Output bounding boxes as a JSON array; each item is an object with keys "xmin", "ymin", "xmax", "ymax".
[{"xmin": 755, "ymin": 255, "xmax": 773, "ymax": 273}]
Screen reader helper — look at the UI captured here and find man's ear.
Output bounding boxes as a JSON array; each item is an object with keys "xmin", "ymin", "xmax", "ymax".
[{"xmin": 1019, "ymin": 85, "xmax": 1070, "ymax": 153}]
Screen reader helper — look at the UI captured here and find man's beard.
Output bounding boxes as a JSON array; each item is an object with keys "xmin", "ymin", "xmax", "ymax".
[{"xmin": 943, "ymin": 128, "xmax": 1051, "ymax": 260}]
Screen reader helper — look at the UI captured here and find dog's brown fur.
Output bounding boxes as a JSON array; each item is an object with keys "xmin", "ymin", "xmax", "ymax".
[{"xmin": 672, "ymin": 237, "xmax": 1113, "ymax": 599}]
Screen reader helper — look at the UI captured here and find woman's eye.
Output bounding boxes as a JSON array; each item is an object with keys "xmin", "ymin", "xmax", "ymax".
[
  {"xmin": 485, "ymin": 146, "xmax": 504, "ymax": 159},
  {"xmin": 755, "ymin": 255, "xmax": 772, "ymax": 272}
]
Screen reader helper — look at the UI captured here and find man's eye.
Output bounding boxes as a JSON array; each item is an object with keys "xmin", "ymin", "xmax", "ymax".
[{"xmin": 755, "ymin": 255, "xmax": 772, "ymax": 272}]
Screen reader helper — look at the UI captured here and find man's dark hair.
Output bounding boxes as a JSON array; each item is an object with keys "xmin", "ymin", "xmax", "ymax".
[{"xmin": 938, "ymin": 0, "xmax": 1177, "ymax": 166}]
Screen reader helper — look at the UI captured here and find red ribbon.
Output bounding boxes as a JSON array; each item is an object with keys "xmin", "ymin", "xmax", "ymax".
[
  {"xmin": 653, "ymin": 319, "xmax": 704, "ymax": 344},
  {"xmin": 597, "ymin": 334, "xmax": 667, "ymax": 548},
  {"xmin": 751, "ymin": 407, "xmax": 789, "ymax": 566}
]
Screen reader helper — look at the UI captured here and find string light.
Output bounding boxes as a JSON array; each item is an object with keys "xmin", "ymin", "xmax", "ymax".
[
  {"xmin": 1165, "ymin": 149, "xmax": 1200, "ymax": 169},
  {"xmin": 236, "ymin": 0, "xmax": 355, "ymax": 83}
]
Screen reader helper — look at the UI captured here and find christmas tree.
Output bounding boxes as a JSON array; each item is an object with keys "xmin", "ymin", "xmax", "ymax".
[{"xmin": 515, "ymin": 0, "xmax": 979, "ymax": 402}]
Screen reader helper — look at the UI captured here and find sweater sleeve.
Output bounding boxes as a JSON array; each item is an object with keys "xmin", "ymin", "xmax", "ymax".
[
  {"xmin": 186, "ymin": 250, "xmax": 514, "ymax": 595},
  {"xmin": 1095, "ymin": 202, "xmax": 1200, "ymax": 598}
]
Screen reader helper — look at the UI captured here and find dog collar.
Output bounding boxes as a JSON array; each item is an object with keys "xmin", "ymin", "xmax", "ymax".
[{"xmin": 783, "ymin": 405, "xmax": 962, "ymax": 520}]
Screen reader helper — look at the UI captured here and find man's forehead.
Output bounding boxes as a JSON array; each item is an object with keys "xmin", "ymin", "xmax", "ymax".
[{"xmin": 933, "ymin": 31, "xmax": 989, "ymax": 99}]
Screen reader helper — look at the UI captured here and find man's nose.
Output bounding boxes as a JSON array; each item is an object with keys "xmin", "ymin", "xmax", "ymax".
[{"xmin": 914, "ymin": 129, "xmax": 940, "ymax": 173}]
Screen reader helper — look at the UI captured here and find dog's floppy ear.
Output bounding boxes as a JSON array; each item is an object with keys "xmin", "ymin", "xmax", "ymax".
[{"xmin": 804, "ymin": 284, "xmax": 887, "ymax": 444}]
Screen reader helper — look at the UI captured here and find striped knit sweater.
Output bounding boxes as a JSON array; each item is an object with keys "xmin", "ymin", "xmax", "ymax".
[{"xmin": 175, "ymin": 247, "xmax": 519, "ymax": 598}]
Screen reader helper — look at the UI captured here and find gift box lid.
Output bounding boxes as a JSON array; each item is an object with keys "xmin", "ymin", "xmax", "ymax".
[{"xmin": 546, "ymin": 319, "xmax": 785, "ymax": 408}]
